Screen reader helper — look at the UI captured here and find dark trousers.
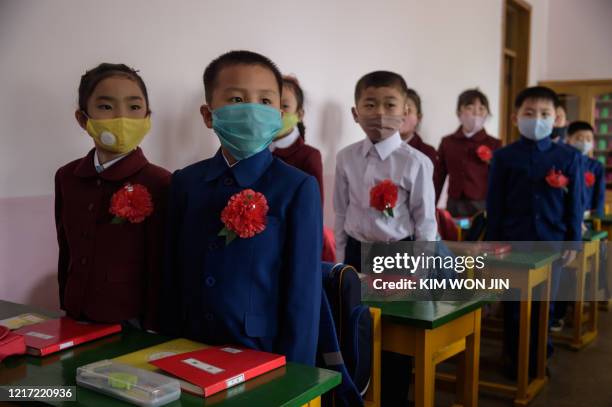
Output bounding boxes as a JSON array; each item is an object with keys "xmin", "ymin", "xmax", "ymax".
[
  {"xmin": 446, "ymin": 198, "xmax": 486, "ymax": 218},
  {"xmin": 344, "ymin": 235, "xmax": 414, "ymax": 273}
]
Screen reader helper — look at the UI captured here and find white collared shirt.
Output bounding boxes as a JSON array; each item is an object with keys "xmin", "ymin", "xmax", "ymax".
[
  {"xmin": 221, "ymin": 149, "xmax": 239, "ymax": 168},
  {"xmin": 270, "ymin": 126, "xmax": 300, "ymax": 151},
  {"xmin": 333, "ymin": 132, "xmax": 438, "ymax": 262},
  {"xmin": 93, "ymin": 150, "xmax": 131, "ymax": 173}
]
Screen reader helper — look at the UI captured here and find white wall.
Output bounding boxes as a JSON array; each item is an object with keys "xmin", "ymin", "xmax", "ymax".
[
  {"xmin": 545, "ymin": 0, "xmax": 612, "ymax": 80},
  {"xmin": 0, "ymin": 0, "xmax": 504, "ymax": 211}
]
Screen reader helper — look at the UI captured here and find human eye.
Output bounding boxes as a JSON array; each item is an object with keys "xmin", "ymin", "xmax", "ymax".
[
  {"xmin": 229, "ymin": 96, "xmax": 243, "ymax": 103},
  {"xmin": 261, "ymin": 98, "xmax": 272, "ymax": 105},
  {"xmin": 130, "ymin": 104, "xmax": 142, "ymax": 111},
  {"xmin": 97, "ymin": 104, "xmax": 112, "ymax": 111}
]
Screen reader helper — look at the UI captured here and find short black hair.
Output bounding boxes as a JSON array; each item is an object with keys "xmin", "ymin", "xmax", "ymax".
[
  {"xmin": 78, "ymin": 63, "xmax": 149, "ymax": 115},
  {"xmin": 354, "ymin": 71, "xmax": 408, "ymax": 104},
  {"xmin": 203, "ymin": 50, "xmax": 283, "ymax": 104},
  {"xmin": 568, "ymin": 120, "xmax": 594, "ymax": 135},
  {"xmin": 406, "ymin": 88, "xmax": 422, "ymax": 116},
  {"xmin": 514, "ymin": 86, "xmax": 559, "ymax": 109},
  {"xmin": 457, "ymin": 88, "xmax": 490, "ymax": 113}
]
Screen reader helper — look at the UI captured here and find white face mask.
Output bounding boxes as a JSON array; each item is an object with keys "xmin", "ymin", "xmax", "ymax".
[
  {"xmin": 571, "ymin": 140, "xmax": 593, "ymax": 155},
  {"xmin": 460, "ymin": 112, "xmax": 486, "ymax": 136}
]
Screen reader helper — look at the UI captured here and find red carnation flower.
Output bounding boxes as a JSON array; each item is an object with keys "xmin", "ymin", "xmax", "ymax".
[
  {"xmin": 585, "ymin": 171, "xmax": 596, "ymax": 187},
  {"xmin": 545, "ymin": 168, "xmax": 569, "ymax": 193},
  {"xmin": 370, "ymin": 179, "xmax": 398, "ymax": 218},
  {"xmin": 476, "ymin": 145, "xmax": 493, "ymax": 163},
  {"xmin": 219, "ymin": 189, "xmax": 268, "ymax": 244},
  {"xmin": 109, "ymin": 183, "xmax": 154, "ymax": 224}
]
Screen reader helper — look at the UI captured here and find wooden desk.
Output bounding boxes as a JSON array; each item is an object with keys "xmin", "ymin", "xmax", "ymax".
[
  {"xmin": 477, "ymin": 251, "xmax": 558, "ymax": 407},
  {"xmin": 364, "ymin": 298, "xmax": 486, "ymax": 407},
  {"xmin": 552, "ymin": 230, "xmax": 606, "ymax": 349},
  {"xmin": 591, "ymin": 216, "xmax": 612, "ymax": 311},
  {"xmin": 0, "ymin": 301, "xmax": 340, "ymax": 407}
]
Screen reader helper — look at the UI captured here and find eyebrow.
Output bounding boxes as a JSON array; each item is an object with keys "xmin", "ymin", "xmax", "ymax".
[
  {"xmin": 223, "ymin": 87, "xmax": 279, "ymax": 96},
  {"xmin": 95, "ymin": 95, "xmax": 143, "ymax": 102}
]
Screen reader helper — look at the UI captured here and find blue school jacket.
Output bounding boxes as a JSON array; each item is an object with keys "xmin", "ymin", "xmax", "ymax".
[
  {"xmin": 486, "ymin": 136, "xmax": 583, "ymax": 242},
  {"xmin": 160, "ymin": 148, "xmax": 322, "ymax": 366},
  {"xmin": 581, "ymin": 155, "xmax": 606, "ymax": 217}
]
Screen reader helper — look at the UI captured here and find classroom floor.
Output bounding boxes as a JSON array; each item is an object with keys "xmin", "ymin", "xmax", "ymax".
[{"xmin": 433, "ymin": 307, "xmax": 612, "ymax": 407}]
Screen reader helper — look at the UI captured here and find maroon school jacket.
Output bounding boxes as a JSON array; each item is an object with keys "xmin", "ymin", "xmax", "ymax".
[
  {"xmin": 407, "ymin": 133, "xmax": 439, "ymax": 178},
  {"xmin": 435, "ymin": 127, "xmax": 501, "ymax": 201},
  {"xmin": 272, "ymin": 136, "xmax": 324, "ymax": 204},
  {"xmin": 54, "ymin": 148, "xmax": 171, "ymax": 330}
]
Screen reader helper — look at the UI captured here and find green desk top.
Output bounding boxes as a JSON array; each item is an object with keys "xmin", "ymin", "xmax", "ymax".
[
  {"xmin": 484, "ymin": 251, "xmax": 560, "ymax": 269},
  {"xmin": 0, "ymin": 301, "xmax": 340, "ymax": 407},
  {"xmin": 364, "ymin": 296, "xmax": 490, "ymax": 329},
  {"xmin": 583, "ymin": 230, "xmax": 608, "ymax": 241}
]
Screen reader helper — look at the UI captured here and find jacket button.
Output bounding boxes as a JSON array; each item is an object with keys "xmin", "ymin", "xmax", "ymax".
[
  {"xmin": 205, "ymin": 313, "xmax": 214, "ymax": 321},
  {"xmin": 205, "ymin": 276, "xmax": 216, "ymax": 287},
  {"xmin": 208, "ymin": 242, "xmax": 219, "ymax": 251},
  {"xmin": 223, "ymin": 177, "xmax": 234, "ymax": 186},
  {"xmin": 81, "ymin": 257, "xmax": 87, "ymax": 265},
  {"xmin": 96, "ymin": 179, "xmax": 102, "ymax": 187},
  {"xmin": 87, "ymin": 203, "xmax": 94, "ymax": 211}
]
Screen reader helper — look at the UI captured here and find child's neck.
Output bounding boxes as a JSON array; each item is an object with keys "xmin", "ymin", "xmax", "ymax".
[
  {"xmin": 401, "ymin": 132, "xmax": 415, "ymax": 143},
  {"xmin": 221, "ymin": 147, "xmax": 238, "ymax": 166},
  {"xmin": 96, "ymin": 148, "xmax": 128, "ymax": 165}
]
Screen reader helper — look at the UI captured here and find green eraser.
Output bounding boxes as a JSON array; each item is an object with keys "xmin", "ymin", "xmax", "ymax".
[{"xmin": 108, "ymin": 372, "xmax": 138, "ymax": 390}]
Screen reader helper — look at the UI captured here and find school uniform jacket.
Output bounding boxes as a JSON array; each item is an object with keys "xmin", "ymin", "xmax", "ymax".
[
  {"xmin": 485, "ymin": 137, "xmax": 583, "ymax": 242},
  {"xmin": 55, "ymin": 148, "xmax": 171, "ymax": 330},
  {"xmin": 581, "ymin": 155, "xmax": 606, "ymax": 217},
  {"xmin": 407, "ymin": 133, "xmax": 438, "ymax": 174},
  {"xmin": 435, "ymin": 127, "xmax": 501, "ymax": 202},
  {"xmin": 272, "ymin": 136, "xmax": 324, "ymax": 204},
  {"xmin": 160, "ymin": 148, "xmax": 322, "ymax": 366}
]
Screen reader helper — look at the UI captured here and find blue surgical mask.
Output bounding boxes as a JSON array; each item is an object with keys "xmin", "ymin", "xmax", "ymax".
[
  {"xmin": 518, "ymin": 117, "xmax": 554, "ymax": 141},
  {"xmin": 212, "ymin": 103, "xmax": 282, "ymax": 160}
]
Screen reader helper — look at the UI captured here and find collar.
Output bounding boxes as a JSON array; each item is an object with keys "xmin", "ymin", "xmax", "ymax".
[
  {"xmin": 451, "ymin": 126, "xmax": 487, "ymax": 142},
  {"xmin": 519, "ymin": 136, "xmax": 552, "ymax": 151},
  {"xmin": 93, "ymin": 150, "xmax": 131, "ymax": 173},
  {"xmin": 74, "ymin": 148, "xmax": 148, "ymax": 180},
  {"xmin": 204, "ymin": 148, "xmax": 274, "ymax": 187},
  {"xmin": 272, "ymin": 133, "xmax": 305, "ymax": 158},
  {"xmin": 271, "ymin": 126, "xmax": 301, "ymax": 150},
  {"xmin": 361, "ymin": 132, "xmax": 402, "ymax": 160},
  {"xmin": 221, "ymin": 149, "xmax": 239, "ymax": 168}
]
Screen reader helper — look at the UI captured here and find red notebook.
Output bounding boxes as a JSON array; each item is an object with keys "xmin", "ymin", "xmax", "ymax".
[
  {"xmin": 14, "ymin": 317, "xmax": 121, "ymax": 356},
  {"xmin": 150, "ymin": 346, "xmax": 286, "ymax": 397}
]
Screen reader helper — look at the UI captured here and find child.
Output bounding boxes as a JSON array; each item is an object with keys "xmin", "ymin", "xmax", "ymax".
[
  {"xmin": 271, "ymin": 75, "xmax": 336, "ymax": 261},
  {"xmin": 551, "ymin": 102, "xmax": 568, "ymax": 143},
  {"xmin": 334, "ymin": 71, "xmax": 436, "ymax": 406},
  {"xmin": 55, "ymin": 63, "xmax": 171, "ymax": 331},
  {"xmin": 436, "ymin": 89, "xmax": 501, "ymax": 217},
  {"xmin": 160, "ymin": 51, "xmax": 322, "ymax": 366},
  {"xmin": 566, "ymin": 121, "xmax": 605, "ymax": 217},
  {"xmin": 271, "ymin": 75, "xmax": 324, "ymax": 202},
  {"xmin": 399, "ymin": 88, "xmax": 438, "ymax": 174},
  {"xmin": 486, "ymin": 86, "xmax": 583, "ymax": 377}
]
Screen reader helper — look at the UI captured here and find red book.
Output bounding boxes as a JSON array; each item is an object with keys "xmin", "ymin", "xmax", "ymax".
[
  {"xmin": 150, "ymin": 346, "xmax": 286, "ymax": 397},
  {"xmin": 14, "ymin": 317, "xmax": 121, "ymax": 356}
]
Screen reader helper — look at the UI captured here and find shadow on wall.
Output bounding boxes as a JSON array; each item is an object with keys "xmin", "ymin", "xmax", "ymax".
[
  {"xmin": 27, "ymin": 270, "xmax": 60, "ymax": 311},
  {"xmin": 159, "ymin": 92, "xmax": 220, "ymax": 172},
  {"xmin": 318, "ymin": 100, "xmax": 345, "ymax": 227}
]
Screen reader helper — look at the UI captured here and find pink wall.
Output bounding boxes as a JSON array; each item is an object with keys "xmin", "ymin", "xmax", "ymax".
[{"xmin": 0, "ymin": 195, "xmax": 60, "ymax": 311}]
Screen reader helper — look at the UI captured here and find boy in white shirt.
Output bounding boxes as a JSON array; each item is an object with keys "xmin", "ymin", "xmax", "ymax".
[{"xmin": 333, "ymin": 71, "xmax": 437, "ymax": 405}]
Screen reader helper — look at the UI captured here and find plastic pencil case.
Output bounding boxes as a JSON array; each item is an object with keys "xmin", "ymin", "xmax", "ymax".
[{"xmin": 76, "ymin": 360, "xmax": 181, "ymax": 406}]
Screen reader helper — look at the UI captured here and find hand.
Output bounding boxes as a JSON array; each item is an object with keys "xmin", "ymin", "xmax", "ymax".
[
  {"xmin": 561, "ymin": 250, "xmax": 577, "ymax": 267},
  {"xmin": 582, "ymin": 222, "xmax": 588, "ymax": 234}
]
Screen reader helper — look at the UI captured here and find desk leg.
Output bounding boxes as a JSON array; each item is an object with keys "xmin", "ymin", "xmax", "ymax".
[
  {"xmin": 302, "ymin": 396, "xmax": 321, "ymax": 407},
  {"xmin": 573, "ymin": 252, "xmax": 587, "ymax": 345},
  {"xmin": 459, "ymin": 309, "xmax": 481, "ymax": 407},
  {"xmin": 517, "ymin": 292, "xmax": 532, "ymax": 401},
  {"xmin": 415, "ymin": 329, "xmax": 435, "ymax": 407},
  {"xmin": 590, "ymin": 244, "xmax": 599, "ymax": 336},
  {"xmin": 536, "ymin": 266, "xmax": 552, "ymax": 381}
]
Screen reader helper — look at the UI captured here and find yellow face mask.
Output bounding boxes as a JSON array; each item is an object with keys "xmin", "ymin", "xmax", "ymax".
[
  {"xmin": 85, "ymin": 116, "xmax": 151, "ymax": 153},
  {"xmin": 275, "ymin": 112, "xmax": 300, "ymax": 140}
]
